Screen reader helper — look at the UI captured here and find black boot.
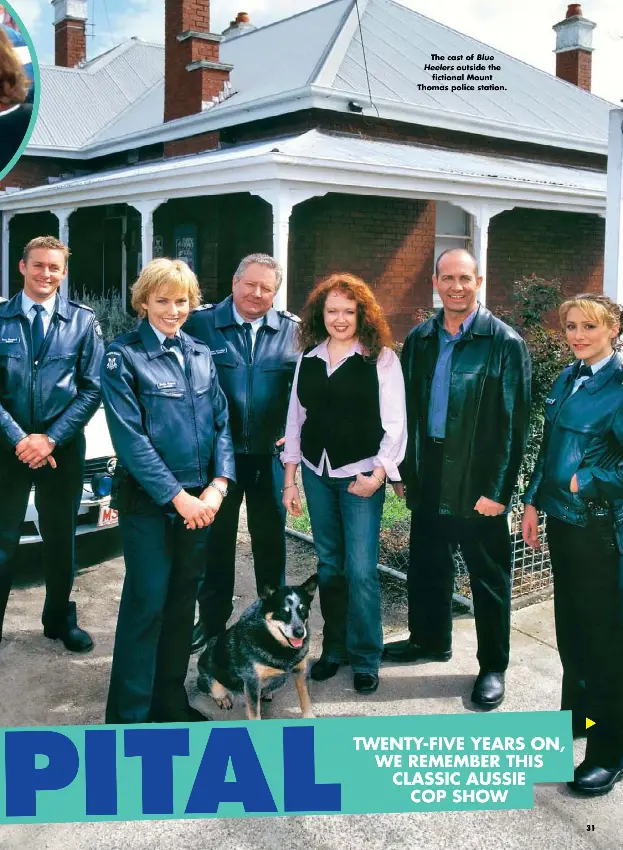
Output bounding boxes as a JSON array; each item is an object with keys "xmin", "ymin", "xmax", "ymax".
[
  {"xmin": 568, "ymin": 760, "xmax": 623, "ymax": 795},
  {"xmin": 43, "ymin": 601, "xmax": 93, "ymax": 652}
]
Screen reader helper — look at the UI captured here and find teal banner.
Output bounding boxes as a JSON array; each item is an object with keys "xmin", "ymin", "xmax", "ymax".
[{"xmin": 0, "ymin": 712, "xmax": 573, "ymax": 823}]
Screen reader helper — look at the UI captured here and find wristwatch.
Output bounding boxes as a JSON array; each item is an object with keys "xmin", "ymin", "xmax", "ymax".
[
  {"xmin": 208, "ymin": 480, "xmax": 228, "ymax": 499},
  {"xmin": 46, "ymin": 435, "xmax": 56, "ymax": 448}
]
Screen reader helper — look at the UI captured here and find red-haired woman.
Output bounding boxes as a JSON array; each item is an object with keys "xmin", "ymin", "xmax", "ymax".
[{"xmin": 282, "ymin": 274, "xmax": 406, "ymax": 694}]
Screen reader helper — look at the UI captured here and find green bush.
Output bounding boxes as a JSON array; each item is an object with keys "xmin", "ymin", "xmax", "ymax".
[
  {"xmin": 71, "ymin": 290, "xmax": 137, "ymax": 346},
  {"xmin": 498, "ymin": 275, "xmax": 571, "ymax": 475}
]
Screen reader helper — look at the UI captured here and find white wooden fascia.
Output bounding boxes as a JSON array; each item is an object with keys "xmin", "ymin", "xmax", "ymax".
[
  {"xmin": 23, "ymin": 86, "xmax": 607, "ymax": 162},
  {"xmin": 0, "ymin": 152, "xmax": 604, "ymax": 219}
]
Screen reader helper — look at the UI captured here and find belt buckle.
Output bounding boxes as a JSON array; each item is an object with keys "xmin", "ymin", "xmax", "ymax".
[{"xmin": 430, "ymin": 437, "xmax": 444, "ymax": 444}]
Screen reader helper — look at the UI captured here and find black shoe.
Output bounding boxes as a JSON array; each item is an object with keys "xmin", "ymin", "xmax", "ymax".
[
  {"xmin": 354, "ymin": 672, "xmax": 379, "ymax": 694},
  {"xmin": 43, "ymin": 601, "xmax": 94, "ymax": 653},
  {"xmin": 568, "ymin": 761, "xmax": 623, "ymax": 796},
  {"xmin": 383, "ymin": 639, "xmax": 452, "ymax": 663},
  {"xmin": 44, "ymin": 623, "xmax": 94, "ymax": 652},
  {"xmin": 471, "ymin": 671, "xmax": 505, "ymax": 709},
  {"xmin": 310, "ymin": 658, "xmax": 342, "ymax": 681},
  {"xmin": 190, "ymin": 621, "xmax": 207, "ymax": 654}
]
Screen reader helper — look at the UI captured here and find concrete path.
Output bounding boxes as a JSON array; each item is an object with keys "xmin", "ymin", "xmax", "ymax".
[{"xmin": 0, "ymin": 526, "xmax": 619, "ymax": 850}]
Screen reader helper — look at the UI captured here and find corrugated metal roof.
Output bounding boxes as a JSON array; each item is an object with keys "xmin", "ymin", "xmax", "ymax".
[
  {"xmin": 27, "ymin": 0, "xmax": 612, "ymax": 154},
  {"xmin": 221, "ymin": 0, "xmax": 352, "ymax": 104},
  {"xmin": 30, "ymin": 40, "xmax": 164, "ymax": 149},
  {"xmin": 331, "ymin": 0, "xmax": 610, "ymax": 148},
  {"xmin": 9, "ymin": 130, "xmax": 605, "ymax": 204},
  {"xmin": 286, "ymin": 130, "xmax": 605, "ymax": 192}
]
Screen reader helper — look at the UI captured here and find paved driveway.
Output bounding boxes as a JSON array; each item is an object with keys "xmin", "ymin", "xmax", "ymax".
[{"xmin": 0, "ymin": 525, "xmax": 620, "ymax": 850}]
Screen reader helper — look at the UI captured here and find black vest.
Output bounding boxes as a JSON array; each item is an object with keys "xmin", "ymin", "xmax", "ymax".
[{"xmin": 297, "ymin": 352, "xmax": 384, "ymax": 469}]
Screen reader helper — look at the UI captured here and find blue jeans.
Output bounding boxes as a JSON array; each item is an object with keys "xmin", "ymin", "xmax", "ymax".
[{"xmin": 302, "ymin": 464, "xmax": 385, "ymax": 674}]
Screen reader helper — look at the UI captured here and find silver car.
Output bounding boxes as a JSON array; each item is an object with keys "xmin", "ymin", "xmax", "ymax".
[{"xmin": 20, "ymin": 406, "xmax": 118, "ymax": 544}]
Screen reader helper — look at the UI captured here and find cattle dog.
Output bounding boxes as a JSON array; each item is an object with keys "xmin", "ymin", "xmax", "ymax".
[{"xmin": 196, "ymin": 575, "xmax": 318, "ymax": 720}]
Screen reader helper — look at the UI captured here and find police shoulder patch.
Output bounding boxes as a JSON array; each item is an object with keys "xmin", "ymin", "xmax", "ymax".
[
  {"xmin": 279, "ymin": 309, "xmax": 300, "ymax": 323},
  {"xmin": 105, "ymin": 351, "xmax": 122, "ymax": 373}
]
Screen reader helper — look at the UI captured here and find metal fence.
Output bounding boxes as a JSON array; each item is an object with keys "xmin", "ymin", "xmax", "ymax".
[{"xmin": 286, "ymin": 475, "xmax": 553, "ymax": 603}]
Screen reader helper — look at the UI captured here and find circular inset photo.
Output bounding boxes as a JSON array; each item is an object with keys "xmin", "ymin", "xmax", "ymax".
[{"xmin": 0, "ymin": 2, "xmax": 38, "ymax": 178}]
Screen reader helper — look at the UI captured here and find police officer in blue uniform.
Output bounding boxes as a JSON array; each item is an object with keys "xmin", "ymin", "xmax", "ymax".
[
  {"xmin": 523, "ymin": 293, "xmax": 623, "ymax": 796},
  {"xmin": 101, "ymin": 258, "xmax": 235, "ymax": 724},
  {"xmin": 0, "ymin": 236, "xmax": 103, "ymax": 651},
  {"xmin": 183, "ymin": 254, "xmax": 299, "ymax": 653}
]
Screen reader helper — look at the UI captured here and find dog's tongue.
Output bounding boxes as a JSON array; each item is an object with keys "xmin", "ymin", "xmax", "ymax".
[{"xmin": 289, "ymin": 637, "xmax": 304, "ymax": 649}]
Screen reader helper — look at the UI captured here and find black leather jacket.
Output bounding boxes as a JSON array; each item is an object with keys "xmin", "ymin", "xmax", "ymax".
[
  {"xmin": 401, "ymin": 305, "xmax": 532, "ymax": 517},
  {"xmin": 523, "ymin": 352, "xmax": 623, "ymax": 541},
  {"xmin": 0, "ymin": 292, "xmax": 103, "ymax": 451},
  {"xmin": 183, "ymin": 296, "xmax": 299, "ymax": 455},
  {"xmin": 100, "ymin": 321, "xmax": 236, "ymax": 507}
]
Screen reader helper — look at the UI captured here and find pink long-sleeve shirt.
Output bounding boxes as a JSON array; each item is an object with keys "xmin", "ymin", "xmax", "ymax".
[{"xmin": 282, "ymin": 339, "xmax": 407, "ymax": 481}]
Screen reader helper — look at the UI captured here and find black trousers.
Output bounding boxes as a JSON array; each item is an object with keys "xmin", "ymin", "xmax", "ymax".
[
  {"xmin": 106, "ymin": 486, "xmax": 209, "ymax": 724},
  {"xmin": 197, "ymin": 453, "xmax": 286, "ymax": 639},
  {"xmin": 547, "ymin": 515, "xmax": 623, "ymax": 767},
  {"xmin": 0, "ymin": 435, "xmax": 85, "ymax": 633},
  {"xmin": 407, "ymin": 440, "xmax": 512, "ymax": 672}
]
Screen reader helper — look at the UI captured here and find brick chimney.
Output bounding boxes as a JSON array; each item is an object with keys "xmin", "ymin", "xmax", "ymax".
[
  {"xmin": 51, "ymin": 0, "xmax": 87, "ymax": 68},
  {"xmin": 164, "ymin": 0, "xmax": 234, "ymax": 123},
  {"xmin": 222, "ymin": 11, "xmax": 257, "ymax": 41},
  {"xmin": 553, "ymin": 4, "xmax": 596, "ymax": 91}
]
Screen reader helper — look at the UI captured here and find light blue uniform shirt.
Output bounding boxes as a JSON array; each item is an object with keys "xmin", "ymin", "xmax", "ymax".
[{"xmin": 428, "ymin": 307, "xmax": 478, "ymax": 439}]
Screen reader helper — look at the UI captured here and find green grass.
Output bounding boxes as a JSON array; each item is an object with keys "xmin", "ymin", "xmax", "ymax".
[{"xmin": 286, "ymin": 484, "xmax": 410, "ymax": 536}]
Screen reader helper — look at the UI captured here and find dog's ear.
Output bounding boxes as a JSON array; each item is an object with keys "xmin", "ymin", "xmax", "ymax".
[
  {"xmin": 300, "ymin": 574, "xmax": 318, "ymax": 598},
  {"xmin": 259, "ymin": 585, "xmax": 277, "ymax": 600}
]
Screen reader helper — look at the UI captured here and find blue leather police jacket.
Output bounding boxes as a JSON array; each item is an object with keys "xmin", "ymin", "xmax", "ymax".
[
  {"xmin": 100, "ymin": 320, "xmax": 236, "ymax": 506},
  {"xmin": 183, "ymin": 296, "xmax": 299, "ymax": 455},
  {"xmin": 524, "ymin": 352, "xmax": 623, "ymax": 534},
  {"xmin": 0, "ymin": 292, "xmax": 103, "ymax": 450}
]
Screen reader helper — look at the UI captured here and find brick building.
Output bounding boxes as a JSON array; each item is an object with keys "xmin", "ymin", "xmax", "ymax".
[{"xmin": 0, "ymin": 0, "xmax": 613, "ymax": 339}]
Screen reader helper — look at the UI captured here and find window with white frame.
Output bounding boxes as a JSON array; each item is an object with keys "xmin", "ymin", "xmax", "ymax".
[{"xmin": 433, "ymin": 202, "xmax": 472, "ymax": 308}]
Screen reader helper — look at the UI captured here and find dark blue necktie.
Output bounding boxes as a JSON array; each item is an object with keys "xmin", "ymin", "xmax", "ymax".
[
  {"xmin": 577, "ymin": 364, "xmax": 593, "ymax": 379},
  {"xmin": 163, "ymin": 336, "xmax": 181, "ymax": 351},
  {"xmin": 31, "ymin": 304, "xmax": 45, "ymax": 362},
  {"xmin": 242, "ymin": 322, "xmax": 253, "ymax": 363}
]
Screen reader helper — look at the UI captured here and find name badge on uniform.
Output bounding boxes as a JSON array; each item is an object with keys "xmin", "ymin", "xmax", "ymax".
[
  {"xmin": 157, "ymin": 381, "xmax": 178, "ymax": 390},
  {"xmin": 0, "ymin": 337, "xmax": 19, "ymax": 344},
  {"xmin": 210, "ymin": 348, "xmax": 227, "ymax": 355},
  {"xmin": 545, "ymin": 398, "xmax": 556, "ymax": 405}
]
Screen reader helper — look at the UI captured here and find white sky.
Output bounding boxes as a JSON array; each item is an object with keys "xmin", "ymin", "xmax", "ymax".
[{"xmin": 12, "ymin": 0, "xmax": 623, "ymax": 104}]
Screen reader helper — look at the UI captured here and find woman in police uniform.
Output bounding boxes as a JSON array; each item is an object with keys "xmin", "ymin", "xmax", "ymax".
[
  {"xmin": 522, "ymin": 293, "xmax": 623, "ymax": 796},
  {"xmin": 101, "ymin": 258, "xmax": 235, "ymax": 724}
]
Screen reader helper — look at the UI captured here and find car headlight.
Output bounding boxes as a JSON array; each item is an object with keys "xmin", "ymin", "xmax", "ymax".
[{"xmin": 91, "ymin": 472, "xmax": 113, "ymax": 498}]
